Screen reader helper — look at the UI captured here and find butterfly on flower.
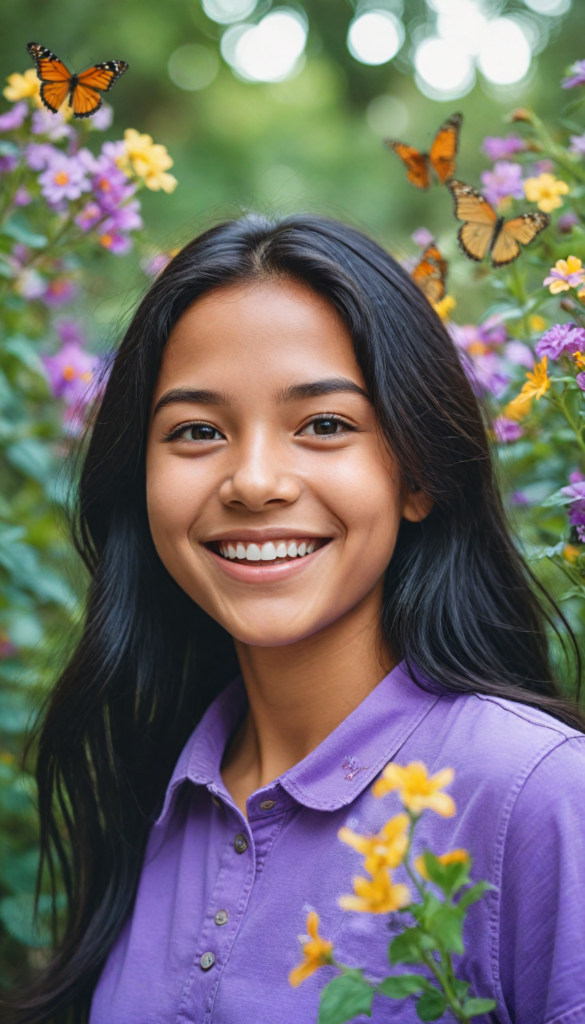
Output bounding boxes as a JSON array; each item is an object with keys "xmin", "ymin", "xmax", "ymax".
[
  {"xmin": 447, "ymin": 179, "xmax": 550, "ymax": 268},
  {"xmin": 411, "ymin": 243, "xmax": 448, "ymax": 304},
  {"xmin": 386, "ymin": 113, "xmax": 462, "ymax": 190},
  {"xmin": 27, "ymin": 42, "xmax": 128, "ymax": 119}
]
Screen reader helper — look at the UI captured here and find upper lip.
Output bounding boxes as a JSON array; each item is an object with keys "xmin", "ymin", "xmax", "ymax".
[{"xmin": 202, "ymin": 528, "xmax": 331, "ymax": 544}]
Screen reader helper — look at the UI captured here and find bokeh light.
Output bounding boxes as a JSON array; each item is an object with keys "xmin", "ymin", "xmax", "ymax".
[
  {"xmin": 436, "ymin": 2, "xmax": 488, "ymax": 56},
  {"xmin": 225, "ymin": 10, "xmax": 308, "ymax": 83},
  {"xmin": 477, "ymin": 18, "xmax": 532, "ymax": 85},
  {"xmin": 168, "ymin": 45, "xmax": 220, "ymax": 91},
  {"xmin": 414, "ymin": 37, "xmax": 475, "ymax": 100},
  {"xmin": 202, "ymin": 0, "xmax": 257, "ymax": 25},
  {"xmin": 522, "ymin": 0, "xmax": 571, "ymax": 13},
  {"xmin": 347, "ymin": 11, "xmax": 405, "ymax": 66}
]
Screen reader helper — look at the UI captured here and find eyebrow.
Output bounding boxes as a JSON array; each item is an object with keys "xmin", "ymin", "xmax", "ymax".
[{"xmin": 153, "ymin": 377, "xmax": 370, "ymax": 416}]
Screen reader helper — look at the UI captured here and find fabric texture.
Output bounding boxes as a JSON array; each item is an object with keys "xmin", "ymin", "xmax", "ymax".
[{"xmin": 89, "ymin": 662, "xmax": 585, "ymax": 1024}]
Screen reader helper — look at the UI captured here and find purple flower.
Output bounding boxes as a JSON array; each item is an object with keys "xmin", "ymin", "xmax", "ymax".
[
  {"xmin": 38, "ymin": 154, "xmax": 90, "ymax": 205},
  {"xmin": 13, "ymin": 186, "xmax": 31, "ymax": 207},
  {"xmin": 0, "ymin": 101, "xmax": 28, "ymax": 131},
  {"xmin": 535, "ymin": 323, "xmax": 585, "ymax": 360},
  {"xmin": 75, "ymin": 201, "xmax": 104, "ymax": 232},
  {"xmin": 411, "ymin": 227, "xmax": 434, "ymax": 248},
  {"xmin": 42, "ymin": 277, "xmax": 78, "ymax": 307},
  {"xmin": 142, "ymin": 252, "xmax": 171, "ymax": 277},
  {"xmin": 562, "ymin": 60, "xmax": 585, "ymax": 89},
  {"xmin": 504, "ymin": 340, "xmax": 534, "ymax": 369},
  {"xmin": 561, "ymin": 474, "xmax": 585, "ymax": 541},
  {"xmin": 558, "ymin": 211, "xmax": 579, "ymax": 234},
  {"xmin": 91, "ymin": 160, "xmax": 135, "ymax": 213},
  {"xmin": 101, "ymin": 140, "xmax": 126, "ymax": 163},
  {"xmin": 511, "ymin": 490, "xmax": 530, "ymax": 506},
  {"xmin": 15, "ymin": 268, "xmax": 46, "ymax": 299},
  {"xmin": 477, "ymin": 316, "xmax": 507, "ymax": 347},
  {"xmin": 98, "ymin": 230, "xmax": 132, "ymax": 255},
  {"xmin": 25, "ymin": 142, "xmax": 59, "ymax": 171},
  {"xmin": 533, "ymin": 159, "xmax": 555, "ymax": 175},
  {"xmin": 56, "ymin": 320, "xmax": 86, "ymax": 346},
  {"xmin": 0, "ymin": 154, "xmax": 18, "ymax": 173},
  {"xmin": 89, "ymin": 104, "xmax": 113, "ymax": 131},
  {"xmin": 569, "ymin": 133, "xmax": 585, "ymax": 156},
  {"xmin": 103, "ymin": 200, "xmax": 143, "ymax": 233},
  {"xmin": 43, "ymin": 342, "xmax": 101, "ymax": 405},
  {"xmin": 578, "ymin": 372, "xmax": 585, "ymax": 391},
  {"xmin": 31, "ymin": 107, "xmax": 73, "ymax": 141},
  {"xmin": 482, "ymin": 133, "xmax": 526, "ymax": 161},
  {"xmin": 480, "ymin": 161, "xmax": 524, "ymax": 207},
  {"xmin": 494, "ymin": 416, "xmax": 523, "ymax": 443}
]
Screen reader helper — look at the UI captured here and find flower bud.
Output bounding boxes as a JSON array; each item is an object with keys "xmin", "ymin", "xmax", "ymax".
[
  {"xmin": 560, "ymin": 298, "xmax": 576, "ymax": 312},
  {"xmin": 508, "ymin": 108, "xmax": 533, "ymax": 123}
]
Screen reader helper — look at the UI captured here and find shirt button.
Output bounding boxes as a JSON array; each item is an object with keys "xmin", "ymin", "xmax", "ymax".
[
  {"xmin": 234, "ymin": 833, "xmax": 248, "ymax": 853},
  {"xmin": 214, "ymin": 909, "xmax": 229, "ymax": 926},
  {"xmin": 260, "ymin": 799, "xmax": 276, "ymax": 810},
  {"xmin": 200, "ymin": 951, "xmax": 215, "ymax": 970}
]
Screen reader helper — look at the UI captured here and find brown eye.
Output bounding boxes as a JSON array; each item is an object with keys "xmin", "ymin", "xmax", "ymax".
[
  {"xmin": 177, "ymin": 423, "xmax": 223, "ymax": 441},
  {"xmin": 313, "ymin": 418, "xmax": 340, "ymax": 435}
]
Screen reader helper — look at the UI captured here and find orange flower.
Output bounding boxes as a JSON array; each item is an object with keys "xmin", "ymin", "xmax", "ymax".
[
  {"xmin": 372, "ymin": 761, "xmax": 455, "ymax": 817},
  {"xmin": 338, "ymin": 813, "xmax": 409, "ymax": 875},
  {"xmin": 288, "ymin": 911, "xmax": 334, "ymax": 987},
  {"xmin": 339, "ymin": 867, "xmax": 410, "ymax": 914},
  {"xmin": 505, "ymin": 357, "xmax": 550, "ymax": 421}
]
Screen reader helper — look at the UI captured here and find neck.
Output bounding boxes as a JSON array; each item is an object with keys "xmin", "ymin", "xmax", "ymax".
[{"xmin": 221, "ymin": 582, "xmax": 393, "ymax": 814}]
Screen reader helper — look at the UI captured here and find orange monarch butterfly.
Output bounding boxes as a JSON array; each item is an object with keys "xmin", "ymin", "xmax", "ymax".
[
  {"xmin": 386, "ymin": 113, "xmax": 462, "ymax": 190},
  {"xmin": 411, "ymin": 243, "xmax": 448, "ymax": 304},
  {"xmin": 27, "ymin": 42, "xmax": 128, "ymax": 119},
  {"xmin": 447, "ymin": 179, "xmax": 550, "ymax": 268}
]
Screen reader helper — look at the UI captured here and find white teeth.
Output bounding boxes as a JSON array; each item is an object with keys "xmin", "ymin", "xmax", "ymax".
[
  {"xmin": 287, "ymin": 542, "xmax": 298, "ymax": 557},
  {"xmin": 261, "ymin": 542, "xmax": 277, "ymax": 561},
  {"xmin": 246, "ymin": 543, "xmax": 261, "ymax": 561},
  {"xmin": 236, "ymin": 543, "xmax": 246, "ymax": 559},
  {"xmin": 218, "ymin": 539, "xmax": 321, "ymax": 562},
  {"xmin": 276, "ymin": 542, "xmax": 287, "ymax": 558},
  {"xmin": 307, "ymin": 542, "xmax": 315, "ymax": 554},
  {"xmin": 297, "ymin": 542, "xmax": 307, "ymax": 557},
  {"xmin": 228, "ymin": 544, "xmax": 237, "ymax": 559}
]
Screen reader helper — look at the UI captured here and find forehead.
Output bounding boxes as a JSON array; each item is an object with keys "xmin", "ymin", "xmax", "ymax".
[{"xmin": 155, "ymin": 278, "xmax": 364, "ymax": 392}]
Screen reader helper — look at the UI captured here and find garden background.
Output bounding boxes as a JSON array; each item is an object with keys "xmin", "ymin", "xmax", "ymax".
[{"xmin": 1, "ymin": 0, "xmax": 584, "ymax": 989}]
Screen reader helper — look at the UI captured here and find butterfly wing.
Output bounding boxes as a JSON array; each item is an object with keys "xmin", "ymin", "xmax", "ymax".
[
  {"xmin": 71, "ymin": 61, "xmax": 128, "ymax": 118},
  {"xmin": 412, "ymin": 244, "xmax": 448, "ymax": 303},
  {"xmin": 27, "ymin": 42, "xmax": 72, "ymax": 113},
  {"xmin": 491, "ymin": 212, "xmax": 550, "ymax": 268},
  {"xmin": 429, "ymin": 113, "xmax": 462, "ymax": 185},
  {"xmin": 385, "ymin": 141, "xmax": 431, "ymax": 190},
  {"xmin": 448, "ymin": 179, "xmax": 498, "ymax": 262}
]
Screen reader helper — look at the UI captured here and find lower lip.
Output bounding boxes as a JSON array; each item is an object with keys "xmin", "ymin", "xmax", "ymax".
[{"xmin": 205, "ymin": 544, "xmax": 328, "ymax": 583}]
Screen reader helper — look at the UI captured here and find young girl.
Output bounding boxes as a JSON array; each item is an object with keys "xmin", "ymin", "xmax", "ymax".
[{"xmin": 9, "ymin": 215, "xmax": 585, "ymax": 1024}]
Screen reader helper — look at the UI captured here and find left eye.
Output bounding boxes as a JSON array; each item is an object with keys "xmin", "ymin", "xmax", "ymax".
[{"xmin": 301, "ymin": 418, "xmax": 348, "ymax": 436}]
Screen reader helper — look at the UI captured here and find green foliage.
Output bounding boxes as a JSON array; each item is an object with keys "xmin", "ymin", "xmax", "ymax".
[{"xmin": 318, "ymin": 972, "xmax": 374, "ymax": 1024}]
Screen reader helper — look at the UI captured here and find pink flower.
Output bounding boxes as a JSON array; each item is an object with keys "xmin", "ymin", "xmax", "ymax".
[
  {"xmin": 504, "ymin": 341, "xmax": 534, "ymax": 369},
  {"xmin": 0, "ymin": 101, "xmax": 28, "ymax": 131},
  {"xmin": 38, "ymin": 154, "xmax": 91, "ymax": 205},
  {"xmin": 558, "ymin": 212, "xmax": 579, "ymax": 234},
  {"xmin": 494, "ymin": 416, "xmax": 523, "ymax": 443},
  {"xmin": 13, "ymin": 186, "xmax": 31, "ymax": 206},
  {"xmin": 43, "ymin": 341, "xmax": 101, "ymax": 405},
  {"xmin": 482, "ymin": 133, "xmax": 526, "ymax": 161},
  {"xmin": 535, "ymin": 324, "xmax": 585, "ymax": 360},
  {"xmin": 562, "ymin": 60, "xmax": 585, "ymax": 89},
  {"xmin": 569, "ymin": 133, "xmax": 585, "ymax": 156},
  {"xmin": 42, "ymin": 278, "xmax": 78, "ymax": 307},
  {"xmin": 142, "ymin": 252, "xmax": 171, "ymax": 277},
  {"xmin": 411, "ymin": 227, "xmax": 434, "ymax": 248},
  {"xmin": 480, "ymin": 161, "xmax": 524, "ymax": 207}
]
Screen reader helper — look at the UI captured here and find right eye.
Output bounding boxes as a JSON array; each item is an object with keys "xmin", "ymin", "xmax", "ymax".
[{"xmin": 164, "ymin": 422, "xmax": 224, "ymax": 442}]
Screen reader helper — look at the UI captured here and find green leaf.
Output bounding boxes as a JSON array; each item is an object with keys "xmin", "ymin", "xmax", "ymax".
[
  {"xmin": 416, "ymin": 989, "xmax": 447, "ymax": 1022},
  {"xmin": 420, "ymin": 851, "xmax": 471, "ymax": 896},
  {"xmin": 0, "ymin": 894, "xmax": 51, "ymax": 948},
  {"xmin": 389, "ymin": 927, "xmax": 436, "ymax": 965},
  {"xmin": 3, "ymin": 335, "xmax": 45, "ymax": 375},
  {"xmin": 318, "ymin": 973, "xmax": 374, "ymax": 1024},
  {"xmin": 6, "ymin": 437, "xmax": 54, "ymax": 486},
  {"xmin": 462, "ymin": 997, "xmax": 497, "ymax": 1017},
  {"xmin": 457, "ymin": 881, "xmax": 493, "ymax": 911},
  {"xmin": 1, "ymin": 216, "xmax": 48, "ymax": 249},
  {"xmin": 378, "ymin": 974, "xmax": 428, "ymax": 998},
  {"xmin": 541, "ymin": 489, "xmax": 571, "ymax": 509},
  {"xmin": 425, "ymin": 903, "xmax": 464, "ymax": 954}
]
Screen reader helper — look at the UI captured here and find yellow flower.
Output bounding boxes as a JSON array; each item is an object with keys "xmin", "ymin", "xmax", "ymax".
[
  {"xmin": 505, "ymin": 357, "xmax": 550, "ymax": 421},
  {"xmin": 523, "ymin": 173, "xmax": 569, "ymax": 213},
  {"xmin": 338, "ymin": 813, "xmax": 409, "ymax": 875},
  {"xmin": 288, "ymin": 911, "xmax": 334, "ymax": 987},
  {"xmin": 415, "ymin": 848, "xmax": 469, "ymax": 881},
  {"xmin": 118, "ymin": 128, "xmax": 178, "ymax": 193},
  {"xmin": 339, "ymin": 867, "xmax": 410, "ymax": 914},
  {"xmin": 432, "ymin": 294, "xmax": 456, "ymax": 322},
  {"xmin": 529, "ymin": 314, "xmax": 546, "ymax": 332},
  {"xmin": 543, "ymin": 256, "xmax": 584, "ymax": 294},
  {"xmin": 372, "ymin": 761, "xmax": 455, "ymax": 817},
  {"xmin": 4, "ymin": 69, "xmax": 42, "ymax": 106},
  {"xmin": 573, "ymin": 351, "xmax": 585, "ymax": 369},
  {"xmin": 563, "ymin": 544, "xmax": 580, "ymax": 564}
]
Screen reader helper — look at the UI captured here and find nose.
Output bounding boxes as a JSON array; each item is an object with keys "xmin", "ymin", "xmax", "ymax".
[{"xmin": 218, "ymin": 429, "xmax": 301, "ymax": 512}]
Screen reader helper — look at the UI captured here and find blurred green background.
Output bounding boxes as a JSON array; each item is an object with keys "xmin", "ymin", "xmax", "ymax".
[{"xmin": 0, "ymin": 0, "xmax": 582, "ymax": 990}]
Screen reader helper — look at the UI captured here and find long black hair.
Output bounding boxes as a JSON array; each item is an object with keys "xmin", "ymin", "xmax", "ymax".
[{"xmin": 6, "ymin": 214, "xmax": 583, "ymax": 1023}]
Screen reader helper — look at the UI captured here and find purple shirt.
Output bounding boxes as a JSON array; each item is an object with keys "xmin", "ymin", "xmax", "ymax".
[{"xmin": 90, "ymin": 663, "xmax": 585, "ymax": 1024}]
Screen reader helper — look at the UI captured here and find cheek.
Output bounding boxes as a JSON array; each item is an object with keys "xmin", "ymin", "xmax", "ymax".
[{"xmin": 145, "ymin": 448, "xmax": 212, "ymax": 565}]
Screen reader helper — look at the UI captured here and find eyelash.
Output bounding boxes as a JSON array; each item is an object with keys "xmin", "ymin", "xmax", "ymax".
[{"xmin": 162, "ymin": 415, "xmax": 357, "ymax": 443}]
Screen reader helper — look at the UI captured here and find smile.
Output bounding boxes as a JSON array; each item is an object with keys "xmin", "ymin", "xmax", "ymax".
[{"xmin": 211, "ymin": 537, "xmax": 328, "ymax": 566}]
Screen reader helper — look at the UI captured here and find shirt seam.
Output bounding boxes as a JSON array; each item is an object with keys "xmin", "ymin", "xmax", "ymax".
[
  {"xmin": 545, "ymin": 1000, "xmax": 585, "ymax": 1024},
  {"xmin": 474, "ymin": 691, "xmax": 576, "ymax": 738},
  {"xmin": 490, "ymin": 735, "xmax": 581, "ymax": 1024}
]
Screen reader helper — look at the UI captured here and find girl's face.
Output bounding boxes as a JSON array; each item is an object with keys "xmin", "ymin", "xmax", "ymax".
[{"xmin": 146, "ymin": 278, "xmax": 431, "ymax": 648}]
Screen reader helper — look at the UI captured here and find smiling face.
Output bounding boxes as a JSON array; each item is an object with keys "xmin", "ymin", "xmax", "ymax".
[{"xmin": 146, "ymin": 277, "xmax": 431, "ymax": 649}]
